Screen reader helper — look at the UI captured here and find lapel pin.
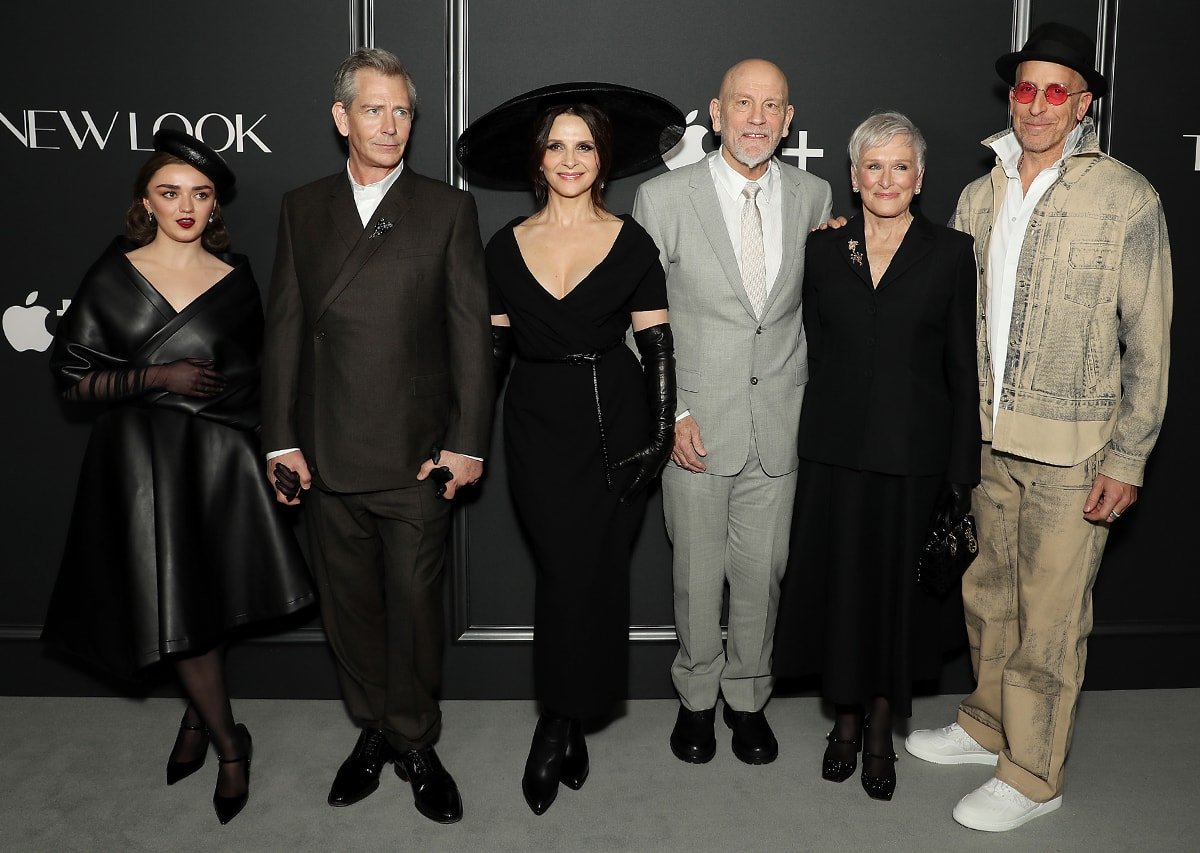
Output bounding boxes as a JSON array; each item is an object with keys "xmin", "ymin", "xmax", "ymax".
[
  {"xmin": 848, "ymin": 239, "xmax": 864, "ymax": 267},
  {"xmin": 369, "ymin": 217, "xmax": 394, "ymax": 239}
]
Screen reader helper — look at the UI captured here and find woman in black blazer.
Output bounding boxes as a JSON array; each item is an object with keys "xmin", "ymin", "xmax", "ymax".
[{"xmin": 773, "ymin": 112, "xmax": 980, "ymax": 801}]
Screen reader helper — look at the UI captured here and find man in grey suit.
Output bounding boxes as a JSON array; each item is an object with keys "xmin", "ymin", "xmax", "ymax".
[
  {"xmin": 261, "ymin": 48, "xmax": 492, "ymax": 824},
  {"xmin": 634, "ymin": 59, "xmax": 831, "ymax": 765}
]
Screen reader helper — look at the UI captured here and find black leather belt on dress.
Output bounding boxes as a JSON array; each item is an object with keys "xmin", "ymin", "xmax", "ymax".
[{"xmin": 518, "ymin": 337, "xmax": 625, "ymax": 490}]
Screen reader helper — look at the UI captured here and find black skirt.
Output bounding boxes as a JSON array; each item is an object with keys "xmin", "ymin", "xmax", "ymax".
[{"xmin": 773, "ymin": 459, "xmax": 966, "ymax": 717}]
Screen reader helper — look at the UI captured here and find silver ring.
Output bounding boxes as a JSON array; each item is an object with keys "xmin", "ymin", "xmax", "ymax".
[{"xmin": 1108, "ymin": 510, "xmax": 1121, "ymax": 520}]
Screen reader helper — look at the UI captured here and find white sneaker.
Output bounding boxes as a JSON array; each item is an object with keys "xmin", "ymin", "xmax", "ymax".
[
  {"xmin": 953, "ymin": 778, "xmax": 1062, "ymax": 832},
  {"xmin": 905, "ymin": 723, "xmax": 999, "ymax": 765}
]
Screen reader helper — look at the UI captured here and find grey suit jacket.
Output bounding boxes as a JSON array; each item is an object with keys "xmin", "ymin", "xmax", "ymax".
[
  {"xmin": 261, "ymin": 167, "xmax": 492, "ymax": 493},
  {"xmin": 633, "ymin": 156, "xmax": 832, "ymax": 477}
]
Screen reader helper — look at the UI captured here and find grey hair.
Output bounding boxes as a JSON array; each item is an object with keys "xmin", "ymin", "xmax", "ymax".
[
  {"xmin": 847, "ymin": 111, "xmax": 926, "ymax": 171},
  {"xmin": 332, "ymin": 48, "xmax": 417, "ymax": 110}
]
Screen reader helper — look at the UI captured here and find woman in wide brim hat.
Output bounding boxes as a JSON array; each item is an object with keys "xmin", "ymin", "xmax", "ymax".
[
  {"xmin": 457, "ymin": 83, "xmax": 682, "ymax": 816},
  {"xmin": 43, "ymin": 129, "xmax": 313, "ymax": 824}
]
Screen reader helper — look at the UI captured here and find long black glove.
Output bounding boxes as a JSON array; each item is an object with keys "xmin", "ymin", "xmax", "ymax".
[
  {"xmin": 612, "ymin": 323, "xmax": 676, "ymax": 502},
  {"xmin": 932, "ymin": 481, "xmax": 973, "ymax": 529},
  {"xmin": 491, "ymin": 325, "xmax": 514, "ymax": 390},
  {"xmin": 63, "ymin": 357, "xmax": 226, "ymax": 402}
]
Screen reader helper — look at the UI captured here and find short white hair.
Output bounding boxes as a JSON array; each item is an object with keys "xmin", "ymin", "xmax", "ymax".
[{"xmin": 847, "ymin": 111, "xmax": 926, "ymax": 171}]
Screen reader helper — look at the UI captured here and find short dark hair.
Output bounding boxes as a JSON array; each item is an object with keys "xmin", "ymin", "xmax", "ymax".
[
  {"xmin": 528, "ymin": 103, "xmax": 613, "ymax": 211},
  {"xmin": 124, "ymin": 152, "xmax": 230, "ymax": 252}
]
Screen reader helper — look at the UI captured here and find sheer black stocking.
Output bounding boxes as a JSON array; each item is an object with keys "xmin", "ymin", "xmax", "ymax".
[
  {"xmin": 864, "ymin": 695, "xmax": 896, "ymax": 768},
  {"xmin": 827, "ymin": 703, "xmax": 864, "ymax": 767},
  {"xmin": 174, "ymin": 648, "xmax": 246, "ymax": 798}
]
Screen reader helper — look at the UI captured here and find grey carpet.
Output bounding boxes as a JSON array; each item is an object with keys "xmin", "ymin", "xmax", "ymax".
[{"xmin": 2, "ymin": 690, "xmax": 1196, "ymax": 852}]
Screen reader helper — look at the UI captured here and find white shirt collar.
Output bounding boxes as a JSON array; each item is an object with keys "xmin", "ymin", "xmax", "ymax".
[
  {"xmin": 710, "ymin": 149, "xmax": 779, "ymax": 204},
  {"xmin": 991, "ymin": 122, "xmax": 1085, "ymax": 177},
  {"xmin": 347, "ymin": 160, "xmax": 405, "ymax": 197}
]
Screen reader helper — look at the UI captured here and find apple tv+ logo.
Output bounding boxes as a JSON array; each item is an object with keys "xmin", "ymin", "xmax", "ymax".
[{"xmin": 3, "ymin": 291, "xmax": 68, "ymax": 353}]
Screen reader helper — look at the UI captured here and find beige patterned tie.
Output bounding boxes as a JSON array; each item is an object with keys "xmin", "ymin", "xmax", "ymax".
[{"xmin": 741, "ymin": 182, "xmax": 767, "ymax": 318}]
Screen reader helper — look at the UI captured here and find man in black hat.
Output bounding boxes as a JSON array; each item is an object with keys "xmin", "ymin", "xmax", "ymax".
[
  {"xmin": 905, "ymin": 22, "xmax": 1172, "ymax": 832},
  {"xmin": 260, "ymin": 47, "xmax": 492, "ymax": 824}
]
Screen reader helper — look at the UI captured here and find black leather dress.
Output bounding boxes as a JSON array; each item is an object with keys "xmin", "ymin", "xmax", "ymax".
[{"xmin": 43, "ymin": 239, "xmax": 314, "ymax": 678}]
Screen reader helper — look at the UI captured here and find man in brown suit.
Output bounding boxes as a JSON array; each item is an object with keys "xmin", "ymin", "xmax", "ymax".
[{"xmin": 261, "ymin": 48, "xmax": 492, "ymax": 824}]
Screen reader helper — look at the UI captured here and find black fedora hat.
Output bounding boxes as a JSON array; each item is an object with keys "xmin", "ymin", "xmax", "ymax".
[
  {"xmin": 153, "ymin": 128, "xmax": 237, "ymax": 199},
  {"xmin": 996, "ymin": 22, "xmax": 1107, "ymax": 99},
  {"xmin": 455, "ymin": 82, "xmax": 686, "ymax": 189}
]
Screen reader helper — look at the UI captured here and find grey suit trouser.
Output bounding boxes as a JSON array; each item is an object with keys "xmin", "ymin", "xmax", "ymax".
[
  {"xmin": 663, "ymin": 433, "xmax": 796, "ymax": 712},
  {"xmin": 306, "ymin": 481, "xmax": 451, "ymax": 751}
]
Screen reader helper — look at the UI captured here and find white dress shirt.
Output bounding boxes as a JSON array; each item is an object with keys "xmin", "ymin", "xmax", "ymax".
[
  {"xmin": 708, "ymin": 150, "xmax": 784, "ymax": 293},
  {"xmin": 349, "ymin": 160, "xmax": 404, "ymax": 226},
  {"xmin": 985, "ymin": 123, "xmax": 1083, "ymax": 429}
]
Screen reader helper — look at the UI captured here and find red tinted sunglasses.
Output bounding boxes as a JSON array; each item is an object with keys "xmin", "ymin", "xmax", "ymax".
[{"xmin": 1011, "ymin": 81, "xmax": 1085, "ymax": 105}]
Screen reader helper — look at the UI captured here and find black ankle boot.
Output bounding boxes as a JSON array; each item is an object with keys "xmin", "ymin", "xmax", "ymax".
[
  {"xmin": 522, "ymin": 714, "xmax": 571, "ymax": 815},
  {"xmin": 560, "ymin": 718, "xmax": 589, "ymax": 790}
]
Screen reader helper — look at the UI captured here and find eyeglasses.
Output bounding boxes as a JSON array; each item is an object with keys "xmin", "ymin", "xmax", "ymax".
[{"xmin": 1011, "ymin": 81, "xmax": 1086, "ymax": 106}]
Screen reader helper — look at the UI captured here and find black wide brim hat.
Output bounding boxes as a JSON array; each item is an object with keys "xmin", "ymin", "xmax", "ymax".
[
  {"xmin": 152, "ymin": 128, "xmax": 237, "ymax": 199},
  {"xmin": 996, "ymin": 21, "xmax": 1108, "ymax": 99},
  {"xmin": 455, "ymin": 82, "xmax": 686, "ymax": 189}
]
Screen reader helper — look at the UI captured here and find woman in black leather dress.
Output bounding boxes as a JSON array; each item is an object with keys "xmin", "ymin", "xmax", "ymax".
[
  {"xmin": 44, "ymin": 130, "xmax": 313, "ymax": 824},
  {"xmin": 457, "ymin": 84, "xmax": 683, "ymax": 815}
]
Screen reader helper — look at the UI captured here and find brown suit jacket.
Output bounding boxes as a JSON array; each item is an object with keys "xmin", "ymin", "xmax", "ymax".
[{"xmin": 261, "ymin": 167, "xmax": 493, "ymax": 493}]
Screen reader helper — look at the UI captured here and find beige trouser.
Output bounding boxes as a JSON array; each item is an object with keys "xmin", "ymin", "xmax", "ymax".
[{"xmin": 957, "ymin": 444, "xmax": 1109, "ymax": 802}]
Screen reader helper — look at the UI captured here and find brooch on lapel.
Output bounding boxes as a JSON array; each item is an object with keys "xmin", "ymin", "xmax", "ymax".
[
  {"xmin": 369, "ymin": 217, "xmax": 394, "ymax": 239},
  {"xmin": 847, "ymin": 239, "xmax": 864, "ymax": 267}
]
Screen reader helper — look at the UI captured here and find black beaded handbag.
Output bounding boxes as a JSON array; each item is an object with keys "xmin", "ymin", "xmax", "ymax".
[{"xmin": 917, "ymin": 514, "xmax": 979, "ymax": 596}]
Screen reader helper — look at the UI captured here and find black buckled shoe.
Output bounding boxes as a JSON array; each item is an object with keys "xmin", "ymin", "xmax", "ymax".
[
  {"xmin": 394, "ymin": 746, "xmax": 463, "ymax": 824},
  {"xmin": 670, "ymin": 705, "xmax": 717, "ymax": 764},
  {"xmin": 722, "ymin": 705, "xmax": 778, "ymax": 765},
  {"xmin": 328, "ymin": 728, "xmax": 393, "ymax": 807},
  {"xmin": 167, "ymin": 721, "xmax": 210, "ymax": 786},
  {"xmin": 822, "ymin": 728, "xmax": 863, "ymax": 783},
  {"xmin": 212, "ymin": 724, "xmax": 252, "ymax": 825}
]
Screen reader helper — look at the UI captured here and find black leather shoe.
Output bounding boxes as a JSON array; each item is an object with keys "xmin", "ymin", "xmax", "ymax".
[
  {"xmin": 212, "ymin": 724, "xmax": 252, "ymax": 825},
  {"xmin": 394, "ymin": 746, "xmax": 463, "ymax": 824},
  {"xmin": 328, "ymin": 728, "xmax": 392, "ymax": 807},
  {"xmin": 723, "ymin": 704, "xmax": 778, "ymax": 765},
  {"xmin": 670, "ymin": 705, "xmax": 717, "ymax": 764},
  {"xmin": 560, "ymin": 718, "xmax": 589, "ymax": 791},
  {"xmin": 822, "ymin": 728, "xmax": 863, "ymax": 782},
  {"xmin": 522, "ymin": 715, "xmax": 571, "ymax": 815},
  {"xmin": 167, "ymin": 721, "xmax": 209, "ymax": 785}
]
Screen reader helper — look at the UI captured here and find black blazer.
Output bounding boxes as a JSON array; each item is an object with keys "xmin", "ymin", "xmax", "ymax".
[
  {"xmin": 796, "ymin": 213, "xmax": 980, "ymax": 484},
  {"xmin": 261, "ymin": 167, "xmax": 493, "ymax": 493}
]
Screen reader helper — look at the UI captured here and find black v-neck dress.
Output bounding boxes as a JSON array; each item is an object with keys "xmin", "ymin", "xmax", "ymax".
[
  {"xmin": 486, "ymin": 215, "xmax": 668, "ymax": 718},
  {"xmin": 42, "ymin": 239, "xmax": 314, "ymax": 679}
]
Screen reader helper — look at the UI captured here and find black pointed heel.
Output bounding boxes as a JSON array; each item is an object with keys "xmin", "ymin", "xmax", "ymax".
[
  {"xmin": 166, "ymin": 722, "xmax": 210, "ymax": 786},
  {"xmin": 213, "ymin": 724, "xmax": 252, "ymax": 825},
  {"xmin": 560, "ymin": 719, "xmax": 589, "ymax": 791}
]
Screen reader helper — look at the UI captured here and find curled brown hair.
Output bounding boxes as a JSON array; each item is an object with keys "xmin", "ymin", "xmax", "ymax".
[
  {"xmin": 528, "ymin": 103, "xmax": 613, "ymax": 211},
  {"xmin": 124, "ymin": 152, "xmax": 231, "ymax": 251}
]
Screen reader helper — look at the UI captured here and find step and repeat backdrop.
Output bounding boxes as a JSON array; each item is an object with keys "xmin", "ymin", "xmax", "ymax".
[{"xmin": 2, "ymin": 0, "xmax": 1193, "ymax": 696}]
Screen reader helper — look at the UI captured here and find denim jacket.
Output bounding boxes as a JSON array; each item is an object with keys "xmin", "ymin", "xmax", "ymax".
[{"xmin": 953, "ymin": 118, "xmax": 1172, "ymax": 486}]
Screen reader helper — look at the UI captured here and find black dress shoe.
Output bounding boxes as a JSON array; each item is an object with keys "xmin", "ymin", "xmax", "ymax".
[
  {"xmin": 328, "ymin": 728, "xmax": 392, "ymax": 807},
  {"xmin": 522, "ymin": 714, "xmax": 571, "ymax": 815},
  {"xmin": 822, "ymin": 728, "xmax": 863, "ymax": 783},
  {"xmin": 670, "ymin": 705, "xmax": 717, "ymax": 764},
  {"xmin": 166, "ymin": 721, "xmax": 209, "ymax": 785},
  {"xmin": 722, "ymin": 704, "xmax": 778, "ymax": 765},
  {"xmin": 213, "ymin": 724, "xmax": 252, "ymax": 825},
  {"xmin": 861, "ymin": 749, "xmax": 898, "ymax": 801},
  {"xmin": 394, "ymin": 746, "xmax": 463, "ymax": 824},
  {"xmin": 560, "ymin": 718, "xmax": 589, "ymax": 791}
]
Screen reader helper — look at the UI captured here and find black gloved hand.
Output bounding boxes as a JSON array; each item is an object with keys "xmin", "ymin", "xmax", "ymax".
[
  {"xmin": 274, "ymin": 463, "xmax": 302, "ymax": 501},
  {"xmin": 64, "ymin": 357, "xmax": 226, "ymax": 401},
  {"xmin": 491, "ymin": 325, "xmax": 514, "ymax": 391},
  {"xmin": 612, "ymin": 323, "xmax": 676, "ymax": 502},
  {"xmin": 933, "ymin": 481, "xmax": 974, "ymax": 529}
]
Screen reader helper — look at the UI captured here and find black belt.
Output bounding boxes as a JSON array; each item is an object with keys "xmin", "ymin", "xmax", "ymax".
[{"xmin": 518, "ymin": 337, "xmax": 626, "ymax": 489}]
